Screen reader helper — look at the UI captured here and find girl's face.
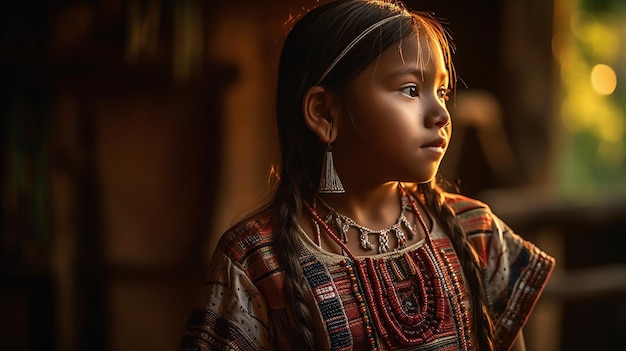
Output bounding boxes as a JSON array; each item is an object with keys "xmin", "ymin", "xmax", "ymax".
[{"xmin": 332, "ymin": 33, "xmax": 452, "ymax": 187}]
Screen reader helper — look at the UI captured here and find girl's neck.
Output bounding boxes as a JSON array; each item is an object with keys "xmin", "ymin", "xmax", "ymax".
[{"xmin": 318, "ymin": 181, "xmax": 402, "ymax": 231}]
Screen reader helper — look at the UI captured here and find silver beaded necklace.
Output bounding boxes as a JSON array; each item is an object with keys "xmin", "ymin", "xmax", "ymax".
[{"xmin": 314, "ymin": 189, "xmax": 418, "ymax": 254}]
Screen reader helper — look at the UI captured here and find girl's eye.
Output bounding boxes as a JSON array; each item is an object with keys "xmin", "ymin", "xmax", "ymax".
[
  {"xmin": 400, "ymin": 85, "xmax": 418, "ymax": 98},
  {"xmin": 438, "ymin": 87, "xmax": 451, "ymax": 101}
]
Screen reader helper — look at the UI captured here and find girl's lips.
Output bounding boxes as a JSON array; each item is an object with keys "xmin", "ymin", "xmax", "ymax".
[
  {"xmin": 420, "ymin": 137, "xmax": 447, "ymax": 158},
  {"xmin": 423, "ymin": 145, "xmax": 445, "ymax": 154},
  {"xmin": 422, "ymin": 137, "xmax": 447, "ymax": 149}
]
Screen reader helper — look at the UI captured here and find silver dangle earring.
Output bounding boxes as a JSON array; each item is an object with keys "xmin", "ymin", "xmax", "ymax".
[{"xmin": 318, "ymin": 121, "xmax": 345, "ymax": 193}]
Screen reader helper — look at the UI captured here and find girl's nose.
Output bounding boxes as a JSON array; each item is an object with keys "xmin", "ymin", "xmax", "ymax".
[
  {"xmin": 435, "ymin": 111, "xmax": 450, "ymax": 129},
  {"xmin": 426, "ymin": 102, "xmax": 450, "ymax": 129}
]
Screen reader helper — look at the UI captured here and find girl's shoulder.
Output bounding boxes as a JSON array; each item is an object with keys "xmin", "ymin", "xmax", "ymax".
[
  {"xmin": 215, "ymin": 211, "xmax": 276, "ymax": 264},
  {"xmin": 443, "ymin": 192, "xmax": 490, "ymax": 213},
  {"xmin": 442, "ymin": 192, "xmax": 495, "ymax": 233}
]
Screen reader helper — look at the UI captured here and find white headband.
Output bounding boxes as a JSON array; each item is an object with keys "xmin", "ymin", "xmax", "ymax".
[{"xmin": 316, "ymin": 14, "xmax": 405, "ymax": 85}]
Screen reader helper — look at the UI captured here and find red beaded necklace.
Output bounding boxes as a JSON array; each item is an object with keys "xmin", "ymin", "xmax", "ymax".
[{"xmin": 305, "ymin": 183, "xmax": 472, "ymax": 350}]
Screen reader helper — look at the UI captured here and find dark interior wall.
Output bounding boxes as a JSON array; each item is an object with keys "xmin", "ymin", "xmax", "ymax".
[{"xmin": 2, "ymin": 1, "xmax": 235, "ymax": 350}]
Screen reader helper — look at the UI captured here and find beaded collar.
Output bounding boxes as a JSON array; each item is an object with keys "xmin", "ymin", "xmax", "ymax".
[
  {"xmin": 308, "ymin": 183, "xmax": 432, "ymax": 258},
  {"xmin": 314, "ymin": 188, "xmax": 418, "ymax": 254}
]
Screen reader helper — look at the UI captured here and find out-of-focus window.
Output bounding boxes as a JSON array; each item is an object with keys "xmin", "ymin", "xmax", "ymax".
[{"xmin": 555, "ymin": 0, "xmax": 626, "ymax": 194}]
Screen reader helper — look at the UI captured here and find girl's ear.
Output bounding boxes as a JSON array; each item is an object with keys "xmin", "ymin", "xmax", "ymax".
[{"xmin": 303, "ymin": 86, "xmax": 337, "ymax": 144}]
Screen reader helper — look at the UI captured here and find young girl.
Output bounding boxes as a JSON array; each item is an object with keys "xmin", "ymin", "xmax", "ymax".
[{"xmin": 180, "ymin": 0, "xmax": 555, "ymax": 350}]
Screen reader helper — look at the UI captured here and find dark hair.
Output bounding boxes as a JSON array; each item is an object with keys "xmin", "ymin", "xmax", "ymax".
[{"xmin": 269, "ymin": 0, "xmax": 494, "ymax": 349}]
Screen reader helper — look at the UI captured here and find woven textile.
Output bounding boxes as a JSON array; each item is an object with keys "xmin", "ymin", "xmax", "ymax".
[{"xmin": 180, "ymin": 194, "xmax": 555, "ymax": 351}]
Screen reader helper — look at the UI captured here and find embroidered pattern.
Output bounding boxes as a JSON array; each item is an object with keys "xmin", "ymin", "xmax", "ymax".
[{"xmin": 180, "ymin": 194, "xmax": 555, "ymax": 351}]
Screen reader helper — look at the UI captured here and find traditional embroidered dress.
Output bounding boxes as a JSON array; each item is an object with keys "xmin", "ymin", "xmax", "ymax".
[{"xmin": 180, "ymin": 194, "xmax": 555, "ymax": 351}]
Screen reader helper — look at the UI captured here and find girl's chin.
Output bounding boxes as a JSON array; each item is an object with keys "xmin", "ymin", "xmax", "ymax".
[{"xmin": 398, "ymin": 172, "xmax": 439, "ymax": 185}]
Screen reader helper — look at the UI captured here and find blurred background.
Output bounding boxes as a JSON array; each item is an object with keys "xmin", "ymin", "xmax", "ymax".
[{"xmin": 1, "ymin": 0, "xmax": 625, "ymax": 350}]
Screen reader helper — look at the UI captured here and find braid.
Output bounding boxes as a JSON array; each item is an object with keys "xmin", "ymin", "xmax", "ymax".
[
  {"xmin": 271, "ymin": 185, "xmax": 318, "ymax": 350},
  {"xmin": 418, "ymin": 183, "xmax": 496, "ymax": 351}
]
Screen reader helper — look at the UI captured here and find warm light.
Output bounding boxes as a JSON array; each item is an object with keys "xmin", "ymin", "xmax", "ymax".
[{"xmin": 590, "ymin": 64, "xmax": 617, "ymax": 95}]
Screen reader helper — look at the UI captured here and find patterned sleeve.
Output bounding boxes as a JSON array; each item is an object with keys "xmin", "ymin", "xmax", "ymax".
[
  {"xmin": 482, "ymin": 213, "xmax": 555, "ymax": 350},
  {"xmin": 447, "ymin": 194, "xmax": 555, "ymax": 350},
  {"xmin": 180, "ymin": 249, "xmax": 274, "ymax": 351}
]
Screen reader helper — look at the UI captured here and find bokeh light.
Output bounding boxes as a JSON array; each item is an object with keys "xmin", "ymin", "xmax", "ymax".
[{"xmin": 591, "ymin": 64, "xmax": 617, "ymax": 95}]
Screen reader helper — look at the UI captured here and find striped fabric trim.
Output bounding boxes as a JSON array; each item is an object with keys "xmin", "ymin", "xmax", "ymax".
[
  {"xmin": 219, "ymin": 216, "xmax": 283, "ymax": 285},
  {"xmin": 301, "ymin": 254, "xmax": 352, "ymax": 350},
  {"xmin": 494, "ymin": 244, "xmax": 554, "ymax": 349}
]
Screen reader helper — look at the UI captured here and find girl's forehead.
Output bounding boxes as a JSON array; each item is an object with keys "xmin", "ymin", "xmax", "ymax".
[
  {"xmin": 346, "ymin": 35, "xmax": 448, "ymax": 98},
  {"xmin": 398, "ymin": 33, "xmax": 441, "ymax": 62},
  {"xmin": 375, "ymin": 34, "xmax": 445, "ymax": 74}
]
